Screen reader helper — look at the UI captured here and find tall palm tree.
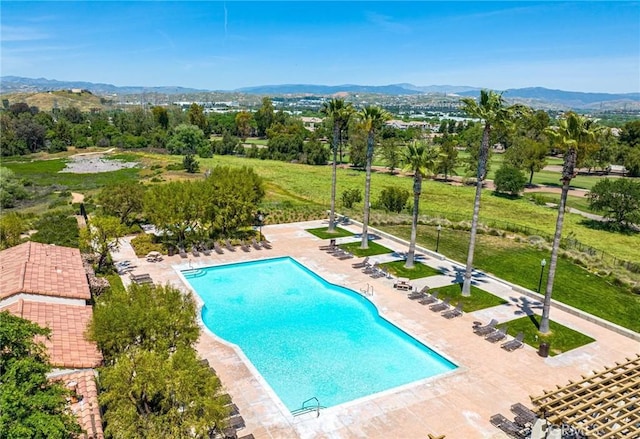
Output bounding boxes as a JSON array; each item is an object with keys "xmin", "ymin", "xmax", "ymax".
[
  {"xmin": 357, "ymin": 106, "xmax": 391, "ymax": 249},
  {"xmin": 321, "ymin": 99, "xmax": 354, "ymax": 232},
  {"xmin": 402, "ymin": 141, "xmax": 439, "ymax": 268},
  {"xmin": 539, "ymin": 112, "xmax": 603, "ymax": 333},
  {"xmin": 460, "ymin": 90, "xmax": 512, "ymax": 296}
]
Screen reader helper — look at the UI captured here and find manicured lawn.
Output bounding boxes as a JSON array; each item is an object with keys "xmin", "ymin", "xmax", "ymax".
[
  {"xmin": 340, "ymin": 241, "xmax": 392, "ymax": 257},
  {"xmin": 428, "ymin": 284, "xmax": 508, "ymax": 312},
  {"xmin": 306, "ymin": 227, "xmax": 354, "ymax": 239},
  {"xmin": 381, "ymin": 260, "xmax": 441, "ymax": 279},
  {"xmin": 383, "ymin": 224, "xmax": 640, "ymax": 333},
  {"xmin": 503, "ymin": 315, "xmax": 596, "ymax": 356}
]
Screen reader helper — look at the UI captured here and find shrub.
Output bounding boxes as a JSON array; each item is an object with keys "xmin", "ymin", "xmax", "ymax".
[
  {"xmin": 377, "ymin": 186, "xmax": 410, "ymax": 213},
  {"xmin": 130, "ymin": 233, "xmax": 164, "ymax": 257},
  {"xmin": 341, "ymin": 188, "xmax": 362, "ymax": 208},
  {"xmin": 183, "ymin": 154, "xmax": 200, "ymax": 173},
  {"xmin": 494, "ymin": 165, "xmax": 527, "ymax": 195}
]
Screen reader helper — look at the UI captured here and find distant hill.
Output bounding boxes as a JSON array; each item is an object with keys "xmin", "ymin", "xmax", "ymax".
[
  {"xmin": 0, "ymin": 76, "xmax": 206, "ymax": 95},
  {"xmin": 1, "ymin": 76, "xmax": 638, "ymax": 110},
  {"xmin": 458, "ymin": 87, "xmax": 640, "ymax": 110},
  {"xmin": 234, "ymin": 83, "xmax": 425, "ymax": 95}
]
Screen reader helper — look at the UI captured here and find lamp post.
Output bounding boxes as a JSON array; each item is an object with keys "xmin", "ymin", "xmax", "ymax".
[
  {"xmin": 537, "ymin": 258, "xmax": 547, "ymax": 293},
  {"xmin": 256, "ymin": 211, "xmax": 264, "ymax": 240},
  {"xmin": 435, "ymin": 224, "xmax": 442, "ymax": 253}
]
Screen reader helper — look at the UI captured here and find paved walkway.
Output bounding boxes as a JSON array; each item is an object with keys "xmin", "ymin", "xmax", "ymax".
[{"xmin": 111, "ymin": 221, "xmax": 639, "ymax": 439}]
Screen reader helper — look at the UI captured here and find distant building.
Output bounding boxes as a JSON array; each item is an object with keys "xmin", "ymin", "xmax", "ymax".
[{"xmin": 301, "ymin": 116, "xmax": 323, "ymax": 131}]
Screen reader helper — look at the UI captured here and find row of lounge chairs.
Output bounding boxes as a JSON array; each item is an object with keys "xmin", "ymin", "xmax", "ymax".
[
  {"xmin": 405, "ymin": 287, "xmax": 464, "ymax": 318},
  {"xmin": 473, "ymin": 319, "xmax": 525, "ymax": 351},
  {"xmin": 177, "ymin": 238, "xmax": 272, "ymax": 258}
]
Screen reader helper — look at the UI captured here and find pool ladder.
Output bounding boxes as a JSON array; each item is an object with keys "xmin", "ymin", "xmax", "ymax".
[
  {"xmin": 291, "ymin": 397, "xmax": 325, "ymax": 417},
  {"xmin": 360, "ymin": 283, "xmax": 374, "ymax": 297}
]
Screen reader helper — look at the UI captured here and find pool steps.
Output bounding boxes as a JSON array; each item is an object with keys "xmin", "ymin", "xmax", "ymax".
[
  {"xmin": 183, "ymin": 268, "xmax": 205, "ymax": 278},
  {"xmin": 291, "ymin": 396, "xmax": 326, "ymax": 417}
]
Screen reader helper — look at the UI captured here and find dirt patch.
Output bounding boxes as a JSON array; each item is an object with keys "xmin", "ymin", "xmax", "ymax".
[
  {"xmin": 71, "ymin": 192, "xmax": 85, "ymax": 203},
  {"xmin": 59, "ymin": 149, "xmax": 138, "ymax": 174}
]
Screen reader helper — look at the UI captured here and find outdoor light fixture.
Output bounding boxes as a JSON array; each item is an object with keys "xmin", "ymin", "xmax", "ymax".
[
  {"xmin": 537, "ymin": 258, "xmax": 547, "ymax": 293},
  {"xmin": 435, "ymin": 224, "xmax": 442, "ymax": 253}
]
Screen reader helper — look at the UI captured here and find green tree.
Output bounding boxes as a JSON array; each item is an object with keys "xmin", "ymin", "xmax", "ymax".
[
  {"xmin": 88, "ymin": 283, "xmax": 226, "ymax": 438},
  {"xmin": 88, "ymin": 283, "xmax": 200, "ymax": 363},
  {"xmin": 96, "ymin": 181, "xmax": 146, "ymax": 225},
  {"xmin": 254, "ymin": 97, "xmax": 275, "ymax": 137},
  {"xmin": 494, "ymin": 165, "xmax": 527, "ymax": 196},
  {"xmin": 235, "ymin": 111, "xmax": 253, "ymax": 140},
  {"xmin": 402, "ymin": 141, "xmax": 439, "ymax": 268},
  {"xmin": 203, "ymin": 166, "xmax": 265, "ymax": 237},
  {"xmin": 143, "ymin": 181, "xmax": 206, "ymax": 248},
  {"xmin": 588, "ymin": 178, "xmax": 640, "ymax": 229},
  {"xmin": 0, "ymin": 311, "xmax": 81, "ymax": 438},
  {"xmin": 540, "ymin": 112, "xmax": 605, "ymax": 333},
  {"xmin": 380, "ymin": 138, "xmax": 402, "ymax": 174},
  {"xmin": 187, "ymin": 103, "xmax": 208, "ymax": 134},
  {"xmin": 460, "ymin": 90, "xmax": 513, "ymax": 296},
  {"xmin": 80, "ymin": 215, "xmax": 125, "ymax": 272},
  {"xmin": 436, "ymin": 138, "xmax": 458, "ymax": 181},
  {"xmin": 152, "ymin": 106, "xmax": 170, "ymax": 130},
  {"xmin": 167, "ymin": 124, "xmax": 209, "ymax": 155},
  {"xmin": 321, "ymin": 98, "xmax": 354, "ymax": 232},
  {"xmin": 357, "ymin": 106, "xmax": 391, "ymax": 249},
  {"xmin": 0, "ymin": 212, "xmax": 25, "ymax": 249},
  {"xmin": 0, "ymin": 167, "xmax": 29, "ymax": 208},
  {"xmin": 183, "ymin": 153, "xmax": 200, "ymax": 173},
  {"xmin": 505, "ymin": 137, "xmax": 549, "ymax": 185}
]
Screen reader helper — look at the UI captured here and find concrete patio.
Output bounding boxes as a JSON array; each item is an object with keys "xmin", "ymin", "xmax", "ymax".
[{"xmin": 111, "ymin": 220, "xmax": 639, "ymax": 439}]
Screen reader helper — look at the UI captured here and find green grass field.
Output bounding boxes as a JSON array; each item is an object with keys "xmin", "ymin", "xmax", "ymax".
[{"xmin": 428, "ymin": 284, "xmax": 508, "ymax": 312}]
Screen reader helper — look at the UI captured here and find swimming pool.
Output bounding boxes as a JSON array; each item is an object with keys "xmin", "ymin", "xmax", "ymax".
[{"xmin": 183, "ymin": 257, "xmax": 456, "ymax": 412}]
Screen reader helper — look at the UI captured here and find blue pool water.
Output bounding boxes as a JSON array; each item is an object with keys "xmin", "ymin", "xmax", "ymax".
[{"xmin": 183, "ymin": 257, "xmax": 456, "ymax": 412}]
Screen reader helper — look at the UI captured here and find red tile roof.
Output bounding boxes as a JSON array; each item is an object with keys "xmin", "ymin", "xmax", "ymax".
[
  {"xmin": 2, "ymin": 299, "xmax": 102, "ymax": 368},
  {"xmin": 52, "ymin": 369, "xmax": 104, "ymax": 439},
  {"xmin": 0, "ymin": 241, "xmax": 90, "ymax": 301}
]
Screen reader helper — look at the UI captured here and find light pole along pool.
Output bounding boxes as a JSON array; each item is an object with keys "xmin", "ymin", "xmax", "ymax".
[
  {"xmin": 537, "ymin": 258, "xmax": 547, "ymax": 293},
  {"xmin": 435, "ymin": 224, "xmax": 442, "ymax": 253}
]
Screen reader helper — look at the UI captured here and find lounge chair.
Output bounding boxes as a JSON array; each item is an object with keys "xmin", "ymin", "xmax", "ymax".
[
  {"xmin": 473, "ymin": 318, "xmax": 499, "ymax": 336},
  {"xmin": 337, "ymin": 251, "xmax": 354, "ymax": 260},
  {"xmin": 259, "ymin": 240, "xmax": 272, "ymax": 249},
  {"xmin": 178, "ymin": 247, "xmax": 188, "ymax": 258},
  {"xmin": 370, "ymin": 267, "xmax": 386, "ymax": 278},
  {"xmin": 319, "ymin": 239, "xmax": 337, "ymax": 250},
  {"xmin": 510, "ymin": 403, "xmax": 538, "ymax": 426},
  {"xmin": 251, "ymin": 238, "xmax": 262, "ymax": 250},
  {"xmin": 130, "ymin": 273, "xmax": 153, "ymax": 285},
  {"xmin": 429, "ymin": 297, "xmax": 451, "ymax": 312},
  {"xmin": 214, "ymin": 241, "xmax": 225, "ymax": 255},
  {"xmin": 490, "ymin": 414, "xmax": 528, "ymax": 439},
  {"xmin": 240, "ymin": 241, "xmax": 251, "ymax": 252},
  {"xmin": 352, "ymin": 256, "xmax": 369, "ymax": 269},
  {"xmin": 362, "ymin": 262, "xmax": 379, "ymax": 274},
  {"xmin": 227, "ymin": 415, "xmax": 245, "ymax": 429},
  {"xmin": 418, "ymin": 291, "xmax": 439, "ymax": 305},
  {"xmin": 406, "ymin": 285, "xmax": 426, "ymax": 298},
  {"xmin": 200, "ymin": 242, "xmax": 212, "ymax": 256},
  {"xmin": 442, "ymin": 302, "xmax": 463, "ymax": 319},
  {"xmin": 485, "ymin": 326, "xmax": 508, "ymax": 343},
  {"xmin": 225, "ymin": 239, "xmax": 236, "ymax": 252},
  {"xmin": 191, "ymin": 246, "xmax": 200, "ymax": 257},
  {"xmin": 501, "ymin": 332, "xmax": 525, "ymax": 352}
]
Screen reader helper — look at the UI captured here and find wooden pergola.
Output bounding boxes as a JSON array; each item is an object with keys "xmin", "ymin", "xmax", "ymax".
[{"xmin": 530, "ymin": 354, "xmax": 639, "ymax": 439}]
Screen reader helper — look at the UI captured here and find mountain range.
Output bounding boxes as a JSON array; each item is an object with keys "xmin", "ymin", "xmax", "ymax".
[{"xmin": 1, "ymin": 76, "xmax": 639, "ymax": 110}]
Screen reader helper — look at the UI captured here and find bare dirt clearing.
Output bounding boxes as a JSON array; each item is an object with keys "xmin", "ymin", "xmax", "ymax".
[{"xmin": 59, "ymin": 149, "xmax": 138, "ymax": 174}]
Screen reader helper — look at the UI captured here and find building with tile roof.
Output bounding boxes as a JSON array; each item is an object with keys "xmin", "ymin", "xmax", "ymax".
[{"xmin": 0, "ymin": 241, "xmax": 103, "ymax": 438}]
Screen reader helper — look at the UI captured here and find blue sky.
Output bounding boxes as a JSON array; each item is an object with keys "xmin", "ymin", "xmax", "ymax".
[{"xmin": 1, "ymin": 1, "xmax": 639, "ymax": 93}]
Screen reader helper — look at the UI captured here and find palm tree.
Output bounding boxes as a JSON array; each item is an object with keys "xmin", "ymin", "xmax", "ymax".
[
  {"xmin": 539, "ymin": 112, "xmax": 603, "ymax": 333},
  {"xmin": 402, "ymin": 141, "xmax": 439, "ymax": 268},
  {"xmin": 460, "ymin": 90, "xmax": 512, "ymax": 296},
  {"xmin": 357, "ymin": 106, "xmax": 391, "ymax": 249},
  {"xmin": 321, "ymin": 99, "xmax": 354, "ymax": 232}
]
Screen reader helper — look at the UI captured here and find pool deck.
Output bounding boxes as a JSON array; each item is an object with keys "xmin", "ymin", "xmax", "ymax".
[{"xmin": 112, "ymin": 221, "xmax": 640, "ymax": 439}]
